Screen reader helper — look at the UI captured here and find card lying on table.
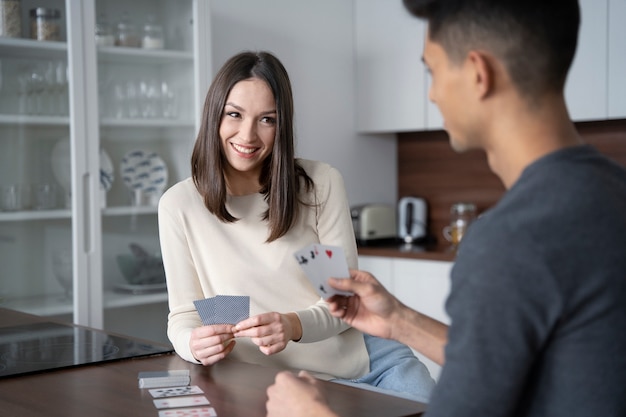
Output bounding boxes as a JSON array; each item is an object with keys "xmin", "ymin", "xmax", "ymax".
[
  {"xmin": 194, "ymin": 295, "xmax": 250, "ymax": 325},
  {"xmin": 138, "ymin": 370, "xmax": 191, "ymax": 389},
  {"xmin": 293, "ymin": 243, "xmax": 352, "ymax": 298}
]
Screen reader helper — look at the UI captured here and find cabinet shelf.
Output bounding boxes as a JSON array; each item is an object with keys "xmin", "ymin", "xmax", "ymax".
[
  {"xmin": 0, "ymin": 209, "xmax": 71, "ymax": 222},
  {"xmin": 0, "ymin": 206, "xmax": 158, "ymax": 222},
  {"xmin": 103, "ymin": 206, "xmax": 157, "ymax": 216},
  {"xmin": 0, "ymin": 38, "xmax": 67, "ymax": 60},
  {"xmin": 0, "ymin": 114, "xmax": 70, "ymax": 126},
  {"xmin": 100, "ymin": 118, "xmax": 195, "ymax": 128},
  {"xmin": 1, "ymin": 290, "xmax": 167, "ymax": 317},
  {"xmin": 97, "ymin": 46, "xmax": 193, "ymax": 65}
]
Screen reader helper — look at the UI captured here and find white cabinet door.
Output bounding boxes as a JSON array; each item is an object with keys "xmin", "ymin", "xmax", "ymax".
[
  {"xmin": 355, "ymin": 0, "xmax": 427, "ymax": 132},
  {"xmin": 608, "ymin": 0, "xmax": 626, "ymax": 118},
  {"xmin": 565, "ymin": 0, "xmax": 608, "ymax": 121},
  {"xmin": 392, "ymin": 258, "xmax": 452, "ymax": 381},
  {"xmin": 358, "ymin": 255, "xmax": 394, "ymax": 290}
]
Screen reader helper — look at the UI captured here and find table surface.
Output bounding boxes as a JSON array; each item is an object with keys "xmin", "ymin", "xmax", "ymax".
[{"xmin": 0, "ymin": 309, "xmax": 426, "ymax": 417}]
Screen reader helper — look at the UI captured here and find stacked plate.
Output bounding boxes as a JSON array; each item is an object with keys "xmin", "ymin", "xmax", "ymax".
[{"xmin": 120, "ymin": 150, "xmax": 168, "ymax": 206}]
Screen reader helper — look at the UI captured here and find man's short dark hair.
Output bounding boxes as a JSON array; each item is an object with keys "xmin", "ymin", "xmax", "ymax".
[{"xmin": 403, "ymin": 0, "xmax": 580, "ymax": 99}]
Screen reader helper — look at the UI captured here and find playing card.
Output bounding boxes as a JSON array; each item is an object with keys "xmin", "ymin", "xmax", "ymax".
[
  {"xmin": 149, "ymin": 385, "xmax": 204, "ymax": 398},
  {"xmin": 193, "ymin": 298, "xmax": 216, "ymax": 325},
  {"xmin": 194, "ymin": 295, "xmax": 250, "ymax": 325},
  {"xmin": 158, "ymin": 407, "xmax": 217, "ymax": 417},
  {"xmin": 214, "ymin": 295, "xmax": 249, "ymax": 324},
  {"xmin": 153, "ymin": 395, "xmax": 211, "ymax": 409},
  {"xmin": 293, "ymin": 244, "xmax": 352, "ymax": 298}
]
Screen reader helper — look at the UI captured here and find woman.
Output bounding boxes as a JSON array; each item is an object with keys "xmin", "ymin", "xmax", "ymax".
[{"xmin": 158, "ymin": 51, "xmax": 434, "ymax": 401}]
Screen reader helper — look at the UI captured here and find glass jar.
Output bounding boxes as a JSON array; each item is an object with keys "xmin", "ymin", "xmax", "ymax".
[
  {"xmin": 0, "ymin": 0, "xmax": 21, "ymax": 38},
  {"xmin": 30, "ymin": 7, "xmax": 61, "ymax": 41},
  {"xmin": 141, "ymin": 14, "xmax": 164, "ymax": 49},
  {"xmin": 443, "ymin": 202, "xmax": 477, "ymax": 246},
  {"xmin": 95, "ymin": 14, "xmax": 114, "ymax": 47},
  {"xmin": 115, "ymin": 12, "xmax": 140, "ymax": 47}
]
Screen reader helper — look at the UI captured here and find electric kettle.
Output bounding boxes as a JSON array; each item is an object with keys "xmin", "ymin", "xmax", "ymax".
[{"xmin": 397, "ymin": 197, "xmax": 428, "ymax": 243}]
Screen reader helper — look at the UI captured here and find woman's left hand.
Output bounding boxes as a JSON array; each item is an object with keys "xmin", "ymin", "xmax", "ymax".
[{"xmin": 233, "ymin": 312, "xmax": 302, "ymax": 355}]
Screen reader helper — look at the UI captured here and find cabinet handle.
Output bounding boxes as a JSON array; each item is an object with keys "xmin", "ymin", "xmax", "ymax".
[{"xmin": 82, "ymin": 173, "xmax": 91, "ymax": 253}]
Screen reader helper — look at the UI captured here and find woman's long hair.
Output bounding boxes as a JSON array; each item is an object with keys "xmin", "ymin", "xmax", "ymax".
[{"xmin": 191, "ymin": 51, "xmax": 313, "ymax": 242}]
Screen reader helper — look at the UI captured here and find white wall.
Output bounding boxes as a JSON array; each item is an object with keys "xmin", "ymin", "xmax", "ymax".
[{"xmin": 208, "ymin": 0, "xmax": 397, "ymax": 206}]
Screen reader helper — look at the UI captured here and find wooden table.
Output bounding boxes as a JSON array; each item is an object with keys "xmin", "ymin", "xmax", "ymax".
[{"xmin": 0, "ymin": 309, "xmax": 426, "ymax": 417}]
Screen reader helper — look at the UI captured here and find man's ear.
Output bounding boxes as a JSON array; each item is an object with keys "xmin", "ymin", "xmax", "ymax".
[{"xmin": 466, "ymin": 50, "xmax": 494, "ymax": 99}]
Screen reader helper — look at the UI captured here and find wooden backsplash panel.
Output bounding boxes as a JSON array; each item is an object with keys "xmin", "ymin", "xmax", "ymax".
[{"xmin": 398, "ymin": 119, "xmax": 626, "ymax": 246}]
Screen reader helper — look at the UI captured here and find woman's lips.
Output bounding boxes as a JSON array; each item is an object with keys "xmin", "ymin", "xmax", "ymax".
[{"xmin": 231, "ymin": 142, "xmax": 259, "ymax": 157}]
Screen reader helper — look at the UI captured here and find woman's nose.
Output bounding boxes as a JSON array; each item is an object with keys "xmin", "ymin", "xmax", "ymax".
[{"xmin": 238, "ymin": 119, "xmax": 257, "ymax": 142}]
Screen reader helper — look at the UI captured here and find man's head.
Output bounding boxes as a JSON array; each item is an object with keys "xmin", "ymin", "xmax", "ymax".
[{"xmin": 404, "ymin": 0, "xmax": 580, "ymax": 99}]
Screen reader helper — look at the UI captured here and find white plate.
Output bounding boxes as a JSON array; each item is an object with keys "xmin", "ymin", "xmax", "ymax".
[
  {"xmin": 51, "ymin": 138, "xmax": 114, "ymax": 192},
  {"xmin": 120, "ymin": 149, "xmax": 168, "ymax": 195},
  {"xmin": 100, "ymin": 149, "xmax": 114, "ymax": 191}
]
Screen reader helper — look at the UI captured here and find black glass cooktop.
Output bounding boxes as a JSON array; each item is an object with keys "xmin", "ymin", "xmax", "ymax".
[{"xmin": 0, "ymin": 322, "xmax": 173, "ymax": 378}]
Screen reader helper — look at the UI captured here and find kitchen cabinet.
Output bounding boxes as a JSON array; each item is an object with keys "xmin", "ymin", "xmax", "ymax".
[
  {"xmin": 356, "ymin": 0, "xmax": 626, "ymax": 133},
  {"xmin": 608, "ymin": 0, "xmax": 626, "ymax": 118},
  {"xmin": 565, "ymin": 0, "xmax": 608, "ymax": 121},
  {"xmin": 0, "ymin": 0, "xmax": 209, "ymax": 344},
  {"xmin": 358, "ymin": 255, "xmax": 453, "ymax": 380},
  {"xmin": 354, "ymin": 0, "xmax": 443, "ymax": 133},
  {"xmin": 556, "ymin": 0, "xmax": 626, "ymax": 121}
]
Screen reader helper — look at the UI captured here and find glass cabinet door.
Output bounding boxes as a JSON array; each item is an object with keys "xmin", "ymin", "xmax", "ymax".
[
  {"xmin": 1, "ymin": 0, "xmax": 207, "ymax": 344},
  {"xmin": 94, "ymin": 0, "xmax": 200, "ymax": 344},
  {"xmin": 0, "ymin": 0, "xmax": 74, "ymax": 322}
]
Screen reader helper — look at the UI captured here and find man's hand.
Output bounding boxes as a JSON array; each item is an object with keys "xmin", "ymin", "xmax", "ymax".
[
  {"xmin": 326, "ymin": 269, "xmax": 402, "ymax": 340},
  {"xmin": 266, "ymin": 370, "xmax": 338, "ymax": 417}
]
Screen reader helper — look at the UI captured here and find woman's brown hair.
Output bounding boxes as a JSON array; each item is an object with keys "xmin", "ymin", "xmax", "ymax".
[{"xmin": 191, "ymin": 51, "xmax": 313, "ymax": 242}]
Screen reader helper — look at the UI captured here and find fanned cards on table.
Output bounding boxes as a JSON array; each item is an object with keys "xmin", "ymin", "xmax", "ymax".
[{"xmin": 137, "ymin": 369, "xmax": 191, "ymax": 388}]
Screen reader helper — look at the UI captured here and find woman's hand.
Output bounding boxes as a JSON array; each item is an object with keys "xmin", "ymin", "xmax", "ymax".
[
  {"xmin": 189, "ymin": 324, "xmax": 236, "ymax": 365},
  {"xmin": 233, "ymin": 312, "xmax": 302, "ymax": 355}
]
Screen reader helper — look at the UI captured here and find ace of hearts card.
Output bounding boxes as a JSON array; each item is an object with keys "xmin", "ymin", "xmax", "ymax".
[{"xmin": 293, "ymin": 243, "xmax": 352, "ymax": 298}]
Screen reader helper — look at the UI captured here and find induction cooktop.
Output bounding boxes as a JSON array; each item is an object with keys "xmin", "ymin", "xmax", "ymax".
[{"xmin": 0, "ymin": 321, "xmax": 173, "ymax": 378}]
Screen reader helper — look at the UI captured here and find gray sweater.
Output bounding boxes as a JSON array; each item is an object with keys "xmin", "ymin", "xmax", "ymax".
[{"xmin": 428, "ymin": 145, "xmax": 626, "ymax": 417}]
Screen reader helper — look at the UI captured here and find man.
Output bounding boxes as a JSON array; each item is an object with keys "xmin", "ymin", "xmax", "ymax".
[{"xmin": 266, "ymin": 0, "xmax": 626, "ymax": 416}]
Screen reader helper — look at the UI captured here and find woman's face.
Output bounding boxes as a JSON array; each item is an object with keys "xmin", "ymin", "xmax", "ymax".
[{"xmin": 219, "ymin": 78, "xmax": 277, "ymax": 182}]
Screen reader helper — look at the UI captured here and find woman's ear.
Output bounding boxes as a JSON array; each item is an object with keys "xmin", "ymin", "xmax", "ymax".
[{"xmin": 466, "ymin": 50, "xmax": 495, "ymax": 99}]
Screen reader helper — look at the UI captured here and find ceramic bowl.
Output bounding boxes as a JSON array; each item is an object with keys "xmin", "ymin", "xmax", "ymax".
[{"xmin": 116, "ymin": 254, "xmax": 165, "ymax": 285}]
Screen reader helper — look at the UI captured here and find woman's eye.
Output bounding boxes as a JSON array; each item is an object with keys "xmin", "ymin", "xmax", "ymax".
[
  {"xmin": 261, "ymin": 116, "xmax": 276, "ymax": 124},
  {"xmin": 226, "ymin": 111, "xmax": 241, "ymax": 118}
]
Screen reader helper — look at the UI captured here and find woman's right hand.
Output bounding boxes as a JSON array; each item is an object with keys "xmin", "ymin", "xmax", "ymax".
[{"xmin": 189, "ymin": 324, "xmax": 236, "ymax": 365}]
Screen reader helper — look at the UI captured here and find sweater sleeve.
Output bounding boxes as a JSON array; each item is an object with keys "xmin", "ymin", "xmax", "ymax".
[
  {"xmin": 295, "ymin": 162, "xmax": 357, "ymax": 343},
  {"xmin": 158, "ymin": 188, "xmax": 203, "ymax": 364}
]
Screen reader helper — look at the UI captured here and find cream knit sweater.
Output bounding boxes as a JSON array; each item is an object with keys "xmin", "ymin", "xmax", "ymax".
[{"xmin": 158, "ymin": 159, "xmax": 369, "ymax": 380}]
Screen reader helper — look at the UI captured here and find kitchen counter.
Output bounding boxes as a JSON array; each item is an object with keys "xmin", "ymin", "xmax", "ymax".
[{"xmin": 357, "ymin": 241, "xmax": 456, "ymax": 262}]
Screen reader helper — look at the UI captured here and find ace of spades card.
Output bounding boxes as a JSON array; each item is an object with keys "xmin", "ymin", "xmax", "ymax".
[{"xmin": 293, "ymin": 244, "xmax": 353, "ymax": 298}]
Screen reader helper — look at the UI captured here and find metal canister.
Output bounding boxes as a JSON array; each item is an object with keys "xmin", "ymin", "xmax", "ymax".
[
  {"xmin": 0, "ymin": 0, "xmax": 22, "ymax": 38},
  {"xmin": 30, "ymin": 7, "xmax": 61, "ymax": 41}
]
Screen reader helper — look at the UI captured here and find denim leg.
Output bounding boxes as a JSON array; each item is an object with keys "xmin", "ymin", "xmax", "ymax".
[{"xmin": 333, "ymin": 334, "xmax": 436, "ymax": 403}]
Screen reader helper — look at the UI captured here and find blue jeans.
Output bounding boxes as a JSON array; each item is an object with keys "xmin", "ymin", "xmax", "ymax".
[{"xmin": 332, "ymin": 334, "xmax": 435, "ymax": 403}]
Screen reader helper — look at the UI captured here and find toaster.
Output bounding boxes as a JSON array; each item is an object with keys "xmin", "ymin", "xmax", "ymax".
[{"xmin": 351, "ymin": 204, "xmax": 397, "ymax": 244}]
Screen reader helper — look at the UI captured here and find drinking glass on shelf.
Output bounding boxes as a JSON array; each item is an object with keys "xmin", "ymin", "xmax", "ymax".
[
  {"xmin": 125, "ymin": 80, "xmax": 139, "ymax": 118},
  {"xmin": 139, "ymin": 77, "xmax": 160, "ymax": 118},
  {"xmin": 161, "ymin": 80, "xmax": 178, "ymax": 119},
  {"xmin": 1, "ymin": 184, "xmax": 23, "ymax": 211},
  {"xmin": 33, "ymin": 183, "xmax": 57, "ymax": 210}
]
